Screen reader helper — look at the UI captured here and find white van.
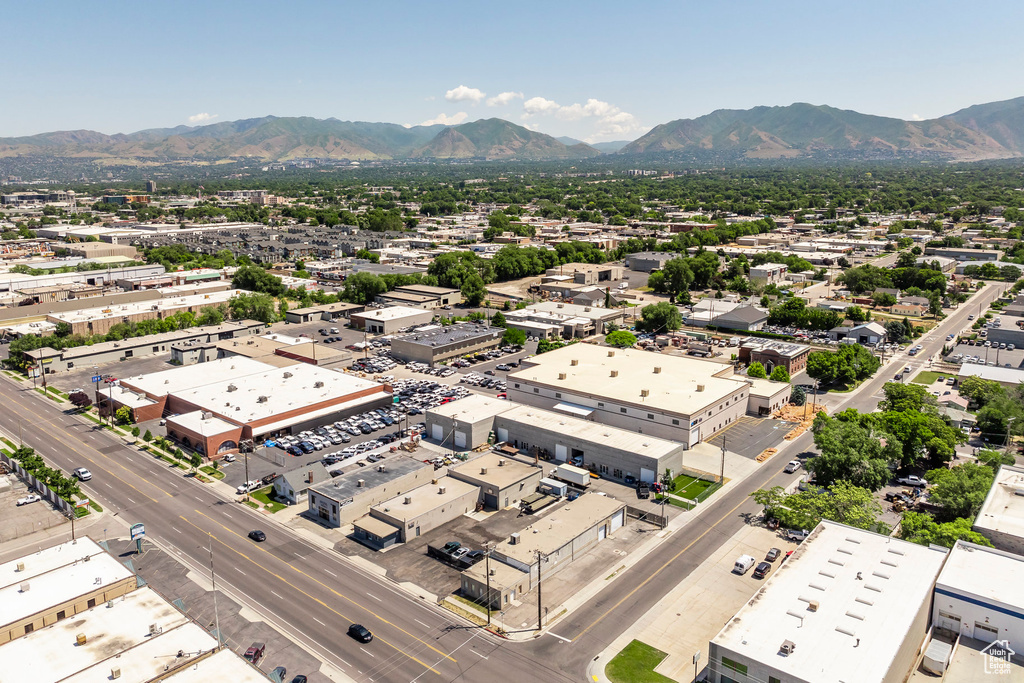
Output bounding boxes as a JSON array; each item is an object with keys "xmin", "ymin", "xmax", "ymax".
[{"xmin": 734, "ymin": 555, "xmax": 756, "ymax": 574}]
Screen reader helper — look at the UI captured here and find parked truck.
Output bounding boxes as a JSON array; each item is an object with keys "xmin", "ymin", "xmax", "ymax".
[
  {"xmin": 552, "ymin": 464, "xmax": 591, "ymax": 488},
  {"xmin": 538, "ymin": 477, "xmax": 568, "ymax": 497}
]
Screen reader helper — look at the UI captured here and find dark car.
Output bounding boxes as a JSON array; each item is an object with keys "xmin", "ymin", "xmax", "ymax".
[
  {"xmin": 299, "ymin": 441, "xmax": 316, "ymax": 454},
  {"xmin": 766, "ymin": 547, "xmax": 782, "ymax": 562},
  {"xmin": 290, "ymin": 677, "xmax": 308, "ymax": 683},
  {"xmin": 248, "ymin": 530, "xmax": 267, "ymax": 542},
  {"xmin": 243, "ymin": 642, "xmax": 265, "ymax": 664},
  {"xmin": 753, "ymin": 561, "xmax": 772, "ymax": 579},
  {"xmin": 348, "ymin": 623, "xmax": 373, "ymax": 643},
  {"xmin": 286, "ymin": 445, "xmax": 304, "ymax": 456}
]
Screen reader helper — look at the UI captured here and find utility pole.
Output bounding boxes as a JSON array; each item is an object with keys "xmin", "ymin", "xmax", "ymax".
[
  {"xmin": 208, "ymin": 535, "xmax": 223, "ymax": 649},
  {"xmin": 535, "ymin": 550, "xmax": 545, "ymax": 631},
  {"xmin": 485, "ymin": 544, "xmax": 493, "ymax": 626},
  {"xmin": 720, "ymin": 437, "xmax": 726, "ymax": 485},
  {"xmin": 1005, "ymin": 417, "xmax": 1017, "ymax": 457}
]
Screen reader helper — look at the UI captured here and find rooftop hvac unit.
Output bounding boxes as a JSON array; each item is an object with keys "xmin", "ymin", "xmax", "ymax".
[
  {"xmin": 808, "ymin": 600, "xmax": 820, "ymax": 612},
  {"xmin": 558, "ymin": 373, "xmax": 566, "ymax": 380},
  {"xmin": 111, "ymin": 667, "xmax": 121, "ymax": 679},
  {"xmin": 498, "ymin": 459, "xmax": 505, "ymax": 467},
  {"xmin": 356, "ymin": 479, "xmax": 364, "ymax": 487},
  {"xmin": 780, "ymin": 640, "xmax": 796, "ymax": 656},
  {"xmin": 607, "ymin": 350, "xmax": 615, "ymax": 357},
  {"xmin": 257, "ymin": 396, "xmax": 268, "ymax": 403},
  {"xmin": 107, "ymin": 600, "xmax": 114, "ymax": 608},
  {"xmin": 76, "ymin": 633, "xmax": 87, "ymax": 645},
  {"xmin": 640, "ymin": 389, "xmax": 649, "ymax": 397},
  {"xmin": 377, "ymin": 465, "xmax": 386, "ymax": 472},
  {"xmin": 149, "ymin": 623, "xmax": 162, "ymax": 635},
  {"xmin": 653, "ymin": 367, "xmax": 662, "ymax": 374},
  {"xmin": 16, "ymin": 563, "xmax": 24, "ymax": 572},
  {"xmin": 610, "ymin": 370, "xmax": 618, "ymax": 377},
  {"xmin": 404, "ymin": 496, "xmax": 412, "ymax": 505},
  {"xmin": 19, "ymin": 583, "xmax": 29, "ymax": 592},
  {"xmin": 570, "ymin": 359, "xmax": 578, "ymax": 366},
  {"xmin": 510, "ymin": 532, "xmax": 520, "ymax": 545},
  {"xmin": 314, "ymin": 381, "xmax": 324, "ymax": 389},
  {"xmin": 226, "ymin": 384, "xmax": 237, "ymax": 392},
  {"xmin": 696, "ymin": 384, "xmax": 705, "ymax": 392},
  {"xmin": 283, "ymin": 372, "xmax": 293, "ymax": 379},
  {"xmin": 438, "ymin": 486, "xmax": 446, "ymax": 494},
  {"xmin": 480, "ymin": 467, "xmax": 488, "ymax": 475}
]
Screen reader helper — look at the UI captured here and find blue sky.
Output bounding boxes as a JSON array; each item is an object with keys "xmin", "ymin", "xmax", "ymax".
[{"xmin": 5, "ymin": 1, "xmax": 1023, "ymax": 142}]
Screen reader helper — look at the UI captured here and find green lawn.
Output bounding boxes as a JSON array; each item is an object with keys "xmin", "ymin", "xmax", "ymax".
[
  {"xmin": 911, "ymin": 370, "xmax": 945, "ymax": 385},
  {"xmin": 676, "ymin": 478, "xmax": 719, "ymax": 501},
  {"xmin": 251, "ymin": 486, "xmax": 287, "ymax": 513},
  {"xmin": 200, "ymin": 465, "xmax": 225, "ymax": 480},
  {"xmin": 605, "ymin": 640, "xmax": 675, "ymax": 683}
]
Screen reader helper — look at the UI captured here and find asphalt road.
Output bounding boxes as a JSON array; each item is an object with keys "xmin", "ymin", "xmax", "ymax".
[{"xmin": 0, "ymin": 280, "xmax": 1005, "ymax": 682}]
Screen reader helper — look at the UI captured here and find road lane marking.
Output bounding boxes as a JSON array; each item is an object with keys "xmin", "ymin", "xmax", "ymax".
[
  {"xmin": 471, "ymin": 650, "xmax": 488, "ymax": 658},
  {"xmin": 360, "ymin": 648, "xmax": 374, "ymax": 657},
  {"xmin": 338, "ymin": 657, "xmax": 351, "ymax": 667},
  {"xmin": 126, "ymin": 497, "xmax": 136, "ymax": 505},
  {"xmin": 234, "ymin": 568, "xmax": 246, "ymax": 575},
  {"xmin": 271, "ymin": 590, "xmax": 283, "ymax": 599},
  {"xmin": 171, "ymin": 526, "xmax": 181, "ymax": 534},
  {"xmin": 323, "ymin": 569, "xmax": 336, "ymax": 577},
  {"xmin": 548, "ymin": 632, "xmax": 572, "ymax": 643},
  {"xmin": 366, "ymin": 592, "xmax": 382, "ymax": 602},
  {"xmin": 314, "ymin": 617, "xmax": 326, "ymax": 626},
  {"xmin": 178, "ymin": 513, "xmax": 449, "ymax": 674},
  {"xmin": 414, "ymin": 619, "xmax": 429, "ymax": 628}
]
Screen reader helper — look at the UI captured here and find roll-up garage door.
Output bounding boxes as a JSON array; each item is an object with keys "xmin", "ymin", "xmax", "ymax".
[
  {"xmin": 598, "ymin": 524, "xmax": 607, "ymax": 541},
  {"xmin": 454, "ymin": 430, "xmax": 467, "ymax": 449},
  {"xmin": 610, "ymin": 509, "xmax": 624, "ymax": 532},
  {"xmin": 555, "ymin": 444, "xmax": 568, "ymax": 462},
  {"xmin": 497, "ymin": 427, "xmax": 508, "ymax": 443},
  {"xmin": 432, "ymin": 424, "xmax": 444, "ymax": 441},
  {"xmin": 640, "ymin": 467, "xmax": 655, "ymax": 483}
]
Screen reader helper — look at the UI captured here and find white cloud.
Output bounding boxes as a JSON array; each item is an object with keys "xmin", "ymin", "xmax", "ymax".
[
  {"xmin": 523, "ymin": 96, "xmax": 562, "ymax": 116},
  {"xmin": 409, "ymin": 111, "xmax": 469, "ymax": 127},
  {"xmin": 520, "ymin": 95, "xmax": 645, "ymax": 140},
  {"xmin": 910, "ymin": 113, "xmax": 923, "ymax": 121},
  {"xmin": 445, "ymin": 85, "xmax": 485, "ymax": 104},
  {"xmin": 486, "ymin": 91, "xmax": 524, "ymax": 107},
  {"xmin": 188, "ymin": 112, "xmax": 218, "ymax": 124}
]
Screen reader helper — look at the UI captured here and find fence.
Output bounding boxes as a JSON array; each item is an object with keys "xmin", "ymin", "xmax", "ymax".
[{"xmin": 0, "ymin": 451, "xmax": 74, "ymax": 516}]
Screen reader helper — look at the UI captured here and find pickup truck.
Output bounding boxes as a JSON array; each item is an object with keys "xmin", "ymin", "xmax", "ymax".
[
  {"xmin": 785, "ymin": 529, "xmax": 810, "ymax": 542},
  {"xmin": 897, "ymin": 475, "xmax": 928, "ymax": 488}
]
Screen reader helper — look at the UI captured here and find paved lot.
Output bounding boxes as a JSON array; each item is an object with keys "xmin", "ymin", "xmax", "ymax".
[
  {"xmin": 704, "ymin": 416, "xmax": 798, "ymax": 459},
  {"xmin": 0, "ymin": 471, "xmax": 69, "ymax": 543}
]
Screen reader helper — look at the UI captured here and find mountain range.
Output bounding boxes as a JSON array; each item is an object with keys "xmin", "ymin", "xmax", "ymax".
[{"xmin": 2, "ymin": 97, "xmax": 1023, "ymax": 163}]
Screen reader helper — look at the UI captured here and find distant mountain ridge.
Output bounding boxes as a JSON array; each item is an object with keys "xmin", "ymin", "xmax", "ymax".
[
  {"xmin": 619, "ymin": 98, "xmax": 1024, "ymax": 161},
  {"xmin": 2, "ymin": 97, "xmax": 1024, "ymax": 163},
  {"xmin": 0, "ymin": 116, "xmax": 597, "ymax": 162}
]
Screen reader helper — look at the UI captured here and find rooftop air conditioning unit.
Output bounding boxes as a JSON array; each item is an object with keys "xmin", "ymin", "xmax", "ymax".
[
  {"xmin": 226, "ymin": 384, "xmax": 237, "ymax": 392},
  {"xmin": 19, "ymin": 582, "xmax": 30, "ymax": 592},
  {"xmin": 357, "ymin": 479, "xmax": 365, "ymax": 487},
  {"xmin": 641, "ymin": 389, "xmax": 649, "ymax": 397},
  {"xmin": 480, "ymin": 467, "xmax": 488, "ymax": 475},
  {"xmin": 283, "ymin": 372, "xmax": 293, "ymax": 379},
  {"xmin": 111, "ymin": 667, "xmax": 121, "ymax": 679},
  {"xmin": 654, "ymin": 367, "xmax": 662, "ymax": 374},
  {"xmin": 808, "ymin": 600, "xmax": 820, "ymax": 612},
  {"xmin": 404, "ymin": 496, "xmax": 412, "ymax": 505},
  {"xmin": 610, "ymin": 370, "xmax": 618, "ymax": 377},
  {"xmin": 558, "ymin": 373, "xmax": 566, "ymax": 380},
  {"xmin": 498, "ymin": 459, "xmax": 505, "ymax": 467},
  {"xmin": 696, "ymin": 384, "xmax": 705, "ymax": 392},
  {"xmin": 780, "ymin": 640, "xmax": 796, "ymax": 656},
  {"xmin": 257, "ymin": 396, "xmax": 267, "ymax": 403},
  {"xmin": 149, "ymin": 623, "xmax": 162, "ymax": 635},
  {"xmin": 607, "ymin": 350, "xmax": 615, "ymax": 357},
  {"xmin": 438, "ymin": 486, "xmax": 446, "ymax": 494},
  {"xmin": 570, "ymin": 359, "xmax": 578, "ymax": 366},
  {"xmin": 510, "ymin": 533, "xmax": 520, "ymax": 545},
  {"xmin": 16, "ymin": 563, "xmax": 24, "ymax": 572}
]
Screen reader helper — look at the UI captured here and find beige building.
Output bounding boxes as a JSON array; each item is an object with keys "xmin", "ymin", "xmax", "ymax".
[
  {"xmin": 354, "ymin": 475, "xmax": 479, "ymax": 548},
  {"xmin": 973, "ymin": 464, "xmax": 1024, "ymax": 556},
  {"xmin": 448, "ymin": 452, "xmax": 543, "ymax": 510},
  {"xmin": 307, "ymin": 457, "xmax": 434, "ymax": 527}
]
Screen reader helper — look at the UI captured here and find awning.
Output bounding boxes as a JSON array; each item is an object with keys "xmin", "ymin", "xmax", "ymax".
[{"xmin": 552, "ymin": 402, "xmax": 594, "ymax": 418}]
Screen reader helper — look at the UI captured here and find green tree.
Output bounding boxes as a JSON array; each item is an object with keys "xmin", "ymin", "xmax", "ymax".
[
  {"xmin": 228, "ymin": 292, "xmax": 278, "ymax": 323},
  {"xmin": 769, "ymin": 365, "xmax": 791, "ymax": 383},
  {"xmin": 54, "ymin": 321, "xmax": 72, "ymax": 337},
  {"xmin": 809, "ymin": 411, "xmax": 893, "ymax": 490},
  {"xmin": 143, "ymin": 430, "xmax": 153, "ymax": 443},
  {"xmin": 976, "ymin": 449, "xmax": 1015, "ymax": 469},
  {"xmin": 460, "ymin": 273, "xmax": 487, "ymax": 307},
  {"xmin": 747, "ymin": 362, "xmax": 767, "ymax": 379},
  {"xmin": 637, "ymin": 302, "xmax": 682, "ymax": 333},
  {"xmin": 232, "ymin": 265, "xmax": 285, "ymax": 296},
  {"xmin": 924, "ymin": 463, "xmax": 995, "ymax": 521},
  {"xmin": 900, "ymin": 511, "xmax": 992, "ymax": 548},
  {"xmin": 791, "ymin": 385, "xmax": 806, "ymax": 406},
  {"xmin": 490, "ymin": 311, "xmax": 506, "ymax": 328},
  {"xmin": 355, "ymin": 249, "xmax": 380, "ymax": 263},
  {"xmin": 197, "ymin": 306, "xmax": 225, "ymax": 326},
  {"xmin": 605, "ymin": 330, "xmax": 638, "ymax": 348},
  {"xmin": 502, "ymin": 328, "xmax": 526, "ymax": 346},
  {"xmin": 189, "ymin": 452, "xmax": 203, "ymax": 472},
  {"xmin": 115, "ymin": 406, "xmax": 133, "ymax": 425},
  {"xmin": 341, "ymin": 272, "xmax": 387, "ymax": 305},
  {"xmin": 845, "ymin": 306, "xmax": 869, "ymax": 323}
]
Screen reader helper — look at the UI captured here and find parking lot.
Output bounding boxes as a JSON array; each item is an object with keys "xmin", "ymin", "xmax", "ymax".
[
  {"xmin": 943, "ymin": 341, "xmax": 1024, "ymax": 368},
  {"xmin": 0, "ymin": 470, "xmax": 69, "ymax": 543},
  {"xmin": 704, "ymin": 416, "xmax": 799, "ymax": 459}
]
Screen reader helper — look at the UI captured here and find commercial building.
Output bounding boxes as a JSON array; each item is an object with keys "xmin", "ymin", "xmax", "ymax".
[
  {"xmin": 924, "ymin": 246, "xmax": 1001, "ymax": 262},
  {"xmin": 494, "ymin": 405, "xmax": 687, "ymax": 483},
  {"xmin": 973, "ymin": 464, "xmax": 1024, "ymax": 555},
  {"xmin": 545, "ymin": 262, "xmax": 623, "ymax": 285},
  {"xmin": 625, "ymin": 251, "xmax": 674, "ymax": 272},
  {"xmin": 507, "ymin": 344, "xmax": 752, "ymax": 447},
  {"xmin": 749, "ymin": 263, "xmax": 788, "ymax": 286},
  {"xmin": 712, "ymin": 305, "xmax": 768, "ymax": 331},
  {"xmin": 460, "ymin": 493, "xmax": 626, "ymax": 609},
  {"xmin": 273, "ymin": 462, "xmax": 333, "ymax": 505},
  {"xmin": 350, "ymin": 306, "xmax": 434, "ymax": 334},
  {"xmin": 308, "ymin": 456, "xmax": 434, "ymax": 527},
  {"xmin": 737, "ymin": 338, "xmax": 810, "ymax": 374},
  {"xmin": 283, "ymin": 301, "xmax": 364, "ymax": 324},
  {"xmin": 46, "ymin": 288, "xmax": 240, "ymax": 336},
  {"xmin": 448, "ymin": 452, "xmax": 543, "ymax": 510},
  {"xmin": 745, "ymin": 378, "xmax": 793, "ymax": 416},
  {"xmin": 708, "ymin": 521, "xmax": 947, "ymax": 683},
  {"xmin": 0, "ymin": 539, "xmax": 263, "ymax": 682},
  {"xmin": 390, "ymin": 323, "xmax": 502, "ymax": 365},
  {"xmin": 933, "ymin": 541, "xmax": 1024, "ymax": 654},
  {"xmin": 956, "ymin": 363, "xmax": 1024, "ymax": 390},
  {"xmin": 376, "ymin": 284, "xmax": 462, "ymax": 310},
  {"xmin": 0, "ymin": 537, "xmax": 137, "ymax": 645},
  {"xmin": 109, "ymin": 357, "xmax": 390, "ymax": 456},
  {"xmin": 505, "ymin": 301, "xmax": 624, "ymax": 338},
  {"xmin": 354, "ymin": 476, "xmax": 479, "ymax": 549},
  {"xmin": 425, "ymin": 394, "xmax": 512, "ymax": 449}
]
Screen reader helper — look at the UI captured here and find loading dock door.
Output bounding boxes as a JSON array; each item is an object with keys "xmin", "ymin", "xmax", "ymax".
[
  {"xmin": 937, "ymin": 611, "xmax": 961, "ymax": 633},
  {"xmin": 598, "ymin": 525, "xmax": 607, "ymax": 541},
  {"xmin": 454, "ymin": 430, "xmax": 467, "ymax": 449},
  {"xmin": 555, "ymin": 444, "xmax": 568, "ymax": 462},
  {"xmin": 432, "ymin": 424, "xmax": 444, "ymax": 441},
  {"xmin": 497, "ymin": 427, "xmax": 508, "ymax": 443},
  {"xmin": 610, "ymin": 509, "xmax": 624, "ymax": 532},
  {"xmin": 640, "ymin": 467, "xmax": 655, "ymax": 483}
]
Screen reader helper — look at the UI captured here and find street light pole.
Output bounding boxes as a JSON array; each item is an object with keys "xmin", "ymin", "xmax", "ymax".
[
  {"xmin": 1005, "ymin": 417, "xmax": 1017, "ymax": 456},
  {"xmin": 208, "ymin": 534, "xmax": 223, "ymax": 649},
  {"xmin": 484, "ymin": 544, "xmax": 493, "ymax": 626}
]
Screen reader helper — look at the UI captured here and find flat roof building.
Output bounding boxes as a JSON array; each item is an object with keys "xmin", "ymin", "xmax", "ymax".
[
  {"xmin": 390, "ymin": 323, "xmax": 502, "ymax": 365},
  {"xmin": 749, "ymin": 262, "xmax": 788, "ymax": 286},
  {"xmin": 350, "ymin": 306, "xmax": 434, "ymax": 334},
  {"xmin": 356, "ymin": 476, "xmax": 479, "ymax": 548},
  {"xmin": 461, "ymin": 493, "xmax": 626, "ymax": 609},
  {"xmin": 46, "ymin": 288, "xmax": 241, "ymax": 336},
  {"xmin": 425, "ymin": 393, "xmax": 513, "ymax": 450},
  {"xmin": 494, "ymin": 404, "xmax": 688, "ymax": 484},
  {"xmin": 738, "ymin": 338, "xmax": 811, "ymax": 374},
  {"xmin": 957, "ymin": 363, "xmax": 1024, "ymax": 390},
  {"xmin": 625, "ymin": 251, "xmax": 675, "ymax": 272},
  {"xmin": 506, "ymin": 301, "xmax": 624, "ymax": 337},
  {"xmin": 284, "ymin": 301, "xmax": 364, "ymax": 324},
  {"xmin": 507, "ymin": 343, "xmax": 752, "ymax": 447},
  {"xmin": 708, "ymin": 521, "xmax": 947, "ymax": 683},
  {"xmin": 308, "ymin": 456, "xmax": 434, "ymax": 527},
  {"xmin": 448, "ymin": 451, "xmax": 543, "ymax": 510},
  {"xmin": 973, "ymin": 464, "xmax": 1024, "ymax": 555}
]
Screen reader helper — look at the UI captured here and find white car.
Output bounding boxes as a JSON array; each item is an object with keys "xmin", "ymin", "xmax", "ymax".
[
  {"xmin": 784, "ymin": 460, "xmax": 801, "ymax": 474},
  {"xmin": 73, "ymin": 467, "xmax": 92, "ymax": 481},
  {"xmin": 16, "ymin": 494, "xmax": 41, "ymax": 506}
]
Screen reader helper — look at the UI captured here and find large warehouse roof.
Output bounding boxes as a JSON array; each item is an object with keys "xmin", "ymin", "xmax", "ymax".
[
  {"xmin": 712, "ymin": 521, "xmax": 947, "ymax": 683},
  {"xmin": 122, "ymin": 356, "xmax": 271, "ymax": 397},
  {"xmin": 509, "ymin": 343, "xmax": 747, "ymax": 415},
  {"xmin": 973, "ymin": 464, "xmax": 1024, "ymax": 543}
]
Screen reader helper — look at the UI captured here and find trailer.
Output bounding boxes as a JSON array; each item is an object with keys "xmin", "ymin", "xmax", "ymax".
[
  {"xmin": 520, "ymin": 491, "xmax": 559, "ymax": 515},
  {"xmin": 553, "ymin": 464, "xmax": 591, "ymax": 488},
  {"xmin": 538, "ymin": 477, "xmax": 568, "ymax": 497}
]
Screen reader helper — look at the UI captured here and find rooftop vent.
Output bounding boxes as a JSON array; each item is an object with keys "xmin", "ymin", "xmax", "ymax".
[
  {"xmin": 438, "ymin": 486, "xmax": 446, "ymax": 494},
  {"xmin": 696, "ymin": 384, "xmax": 705, "ymax": 392},
  {"xmin": 257, "ymin": 396, "xmax": 268, "ymax": 403},
  {"xmin": 314, "ymin": 381, "xmax": 324, "ymax": 389},
  {"xmin": 283, "ymin": 371, "xmax": 293, "ymax": 379},
  {"xmin": 610, "ymin": 370, "xmax": 618, "ymax": 377},
  {"xmin": 558, "ymin": 373, "xmax": 567, "ymax": 380},
  {"xmin": 780, "ymin": 640, "xmax": 796, "ymax": 656},
  {"xmin": 404, "ymin": 496, "xmax": 412, "ymax": 505},
  {"xmin": 570, "ymin": 359, "xmax": 578, "ymax": 366},
  {"xmin": 357, "ymin": 479, "xmax": 364, "ymax": 487}
]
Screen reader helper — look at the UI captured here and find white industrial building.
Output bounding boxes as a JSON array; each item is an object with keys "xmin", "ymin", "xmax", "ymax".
[
  {"xmin": 973, "ymin": 464, "xmax": 1024, "ymax": 555},
  {"xmin": 350, "ymin": 305, "xmax": 434, "ymax": 334},
  {"xmin": 506, "ymin": 344, "xmax": 753, "ymax": 447},
  {"xmin": 708, "ymin": 521, "xmax": 947, "ymax": 683},
  {"xmin": 932, "ymin": 541, "xmax": 1024, "ymax": 656}
]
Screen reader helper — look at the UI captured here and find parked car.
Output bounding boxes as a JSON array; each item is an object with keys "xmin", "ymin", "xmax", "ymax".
[
  {"xmin": 753, "ymin": 561, "xmax": 772, "ymax": 579},
  {"xmin": 243, "ymin": 642, "xmax": 266, "ymax": 664},
  {"xmin": 784, "ymin": 460, "xmax": 801, "ymax": 473},
  {"xmin": 270, "ymin": 667, "xmax": 287, "ymax": 680},
  {"xmin": 765, "ymin": 547, "xmax": 781, "ymax": 562},
  {"xmin": 348, "ymin": 623, "xmax": 373, "ymax": 642},
  {"xmin": 786, "ymin": 529, "xmax": 810, "ymax": 542},
  {"xmin": 16, "ymin": 494, "xmax": 41, "ymax": 506},
  {"xmin": 897, "ymin": 475, "xmax": 928, "ymax": 488},
  {"xmin": 733, "ymin": 555, "xmax": 756, "ymax": 574}
]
